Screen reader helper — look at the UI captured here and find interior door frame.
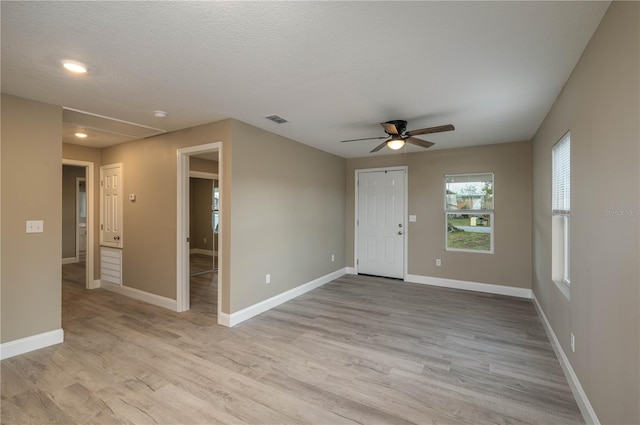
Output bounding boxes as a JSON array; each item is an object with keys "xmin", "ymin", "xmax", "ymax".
[
  {"xmin": 176, "ymin": 142, "xmax": 223, "ymax": 318},
  {"xmin": 354, "ymin": 166, "xmax": 408, "ymax": 279},
  {"xmin": 62, "ymin": 159, "xmax": 96, "ymax": 290}
]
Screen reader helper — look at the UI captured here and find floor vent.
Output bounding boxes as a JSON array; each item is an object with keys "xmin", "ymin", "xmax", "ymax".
[{"xmin": 265, "ymin": 115, "xmax": 288, "ymax": 124}]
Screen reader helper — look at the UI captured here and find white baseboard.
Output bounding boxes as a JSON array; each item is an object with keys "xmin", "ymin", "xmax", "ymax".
[
  {"xmin": 0, "ymin": 329, "xmax": 64, "ymax": 360},
  {"xmin": 405, "ymin": 274, "xmax": 532, "ymax": 299},
  {"xmin": 189, "ymin": 248, "xmax": 214, "ymax": 256},
  {"xmin": 531, "ymin": 293, "xmax": 599, "ymax": 425},
  {"xmin": 346, "ymin": 267, "xmax": 356, "ymax": 275},
  {"xmin": 62, "ymin": 257, "xmax": 77, "ymax": 265},
  {"xmin": 224, "ymin": 268, "xmax": 347, "ymax": 327},
  {"xmin": 97, "ymin": 280, "xmax": 178, "ymax": 312}
]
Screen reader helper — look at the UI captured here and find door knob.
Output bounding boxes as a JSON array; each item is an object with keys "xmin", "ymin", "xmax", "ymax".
[
  {"xmin": 114, "ymin": 235, "xmax": 120, "ymax": 241},
  {"xmin": 398, "ymin": 231, "xmax": 403, "ymax": 235}
]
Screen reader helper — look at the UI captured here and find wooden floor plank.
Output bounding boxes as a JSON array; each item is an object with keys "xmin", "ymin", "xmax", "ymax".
[{"xmin": 1, "ymin": 259, "xmax": 584, "ymax": 424}]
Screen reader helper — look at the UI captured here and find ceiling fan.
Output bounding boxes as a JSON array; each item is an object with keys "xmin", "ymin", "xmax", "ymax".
[{"xmin": 341, "ymin": 120, "xmax": 455, "ymax": 153}]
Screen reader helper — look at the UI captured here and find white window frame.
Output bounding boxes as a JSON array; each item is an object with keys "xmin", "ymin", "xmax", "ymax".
[
  {"xmin": 444, "ymin": 172, "xmax": 494, "ymax": 254},
  {"xmin": 552, "ymin": 131, "xmax": 571, "ymax": 298}
]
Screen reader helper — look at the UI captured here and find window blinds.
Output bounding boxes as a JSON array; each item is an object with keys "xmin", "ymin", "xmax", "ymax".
[
  {"xmin": 445, "ymin": 173, "xmax": 493, "ymax": 184},
  {"xmin": 552, "ymin": 132, "xmax": 570, "ymax": 213}
]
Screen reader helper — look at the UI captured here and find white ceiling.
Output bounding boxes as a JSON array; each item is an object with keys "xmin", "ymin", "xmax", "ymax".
[{"xmin": 1, "ymin": 1, "xmax": 609, "ymax": 158}]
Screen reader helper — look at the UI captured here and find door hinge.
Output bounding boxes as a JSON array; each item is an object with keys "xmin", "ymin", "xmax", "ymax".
[
  {"xmin": 357, "ymin": 259, "xmax": 359, "ymax": 265},
  {"xmin": 100, "ymin": 180, "xmax": 104, "ymax": 187},
  {"xmin": 186, "ymin": 237, "xmax": 190, "ymax": 243},
  {"xmin": 100, "ymin": 224, "xmax": 103, "ymax": 230},
  {"xmin": 357, "ymin": 219, "xmax": 359, "ymax": 226}
]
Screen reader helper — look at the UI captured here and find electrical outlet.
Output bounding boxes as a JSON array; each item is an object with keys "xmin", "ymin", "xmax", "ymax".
[
  {"xmin": 266, "ymin": 273, "xmax": 271, "ymax": 284},
  {"xmin": 570, "ymin": 333, "xmax": 575, "ymax": 353},
  {"xmin": 204, "ymin": 237, "xmax": 207, "ymax": 243},
  {"xmin": 331, "ymin": 254, "xmax": 335, "ymax": 262},
  {"xmin": 436, "ymin": 259, "xmax": 441, "ymax": 267},
  {"xmin": 26, "ymin": 220, "xmax": 44, "ymax": 233}
]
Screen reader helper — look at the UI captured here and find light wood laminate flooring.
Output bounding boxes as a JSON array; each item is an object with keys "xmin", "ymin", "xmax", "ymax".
[
  {"xmin": 1, "ymin": 267, "xmax": 583, "ymax": 424},
  {"xmin": 190, "ymin": 253, "xmax": 217, "ymax": 277}
]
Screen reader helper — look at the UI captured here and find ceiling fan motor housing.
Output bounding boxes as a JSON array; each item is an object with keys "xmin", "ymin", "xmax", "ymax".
[{"xmin": 384, "ymin": 120, "xmax": 407, "ymax": 135}]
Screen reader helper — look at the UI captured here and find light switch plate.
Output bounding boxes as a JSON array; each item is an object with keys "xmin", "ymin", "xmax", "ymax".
[
  {"xmin": 409, "ymin": 215, "xmax": 417, "ymax": 222},
  {"xmin": 26, "ymin": 220, "xmax": 44, "ymax": 233}
]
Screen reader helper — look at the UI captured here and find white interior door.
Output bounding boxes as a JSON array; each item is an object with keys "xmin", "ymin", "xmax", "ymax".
[
  {"xmin": 100, "ymin": 163, "xmax": 123, "ymax": 247},
  {"xmin": 357, "ymin": 169, "xmax": 405, "ymax": 279}
]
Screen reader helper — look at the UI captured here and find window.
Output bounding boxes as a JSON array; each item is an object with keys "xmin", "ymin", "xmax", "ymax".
[
  {"xmin": 552, "ymin": 132, "xmax": 570, "ymax": 291},
  {"xmin": 445, "ymin": 173, "xmax": 494, "ymax": 253}
]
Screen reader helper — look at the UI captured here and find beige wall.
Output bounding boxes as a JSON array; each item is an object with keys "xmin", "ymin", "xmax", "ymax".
[
  {"xmin": 63, "ymin": 143, "xmax": 102, "ymax": 279},
  {"xmin": 229, "ymin": 120, "xmax": 346, "ymax": 312},
  {"xmin": 190, "ymin": 157, "xmax": 218, "ymax": 174},
  {"xmin": 62, "ymin": 165, "xmax": 86, "ymax": 258},
  {"xmin": 99, "ymin": 118, "xmax": 346, "ymax": 315},
  {"xmin": 346, "ymin": 141, "xmax": 532, "ymax": 289},
  {"xmin": 1, "ymin": 94, "xmax": 62, "ymax": 343},
  {"xmin": 100, "ymin": 120, "xmax": 233, "ymax": 309},
  {"xmin": 531, "ymin": 2, "xmax": 639, "ymax": 424}
]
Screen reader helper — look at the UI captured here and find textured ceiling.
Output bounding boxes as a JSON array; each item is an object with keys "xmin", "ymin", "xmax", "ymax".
[{"xmin": 1, "ymin": 1, "xmax": 609, "ymax": 157}]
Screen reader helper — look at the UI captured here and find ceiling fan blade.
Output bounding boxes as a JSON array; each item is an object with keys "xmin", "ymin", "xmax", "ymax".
[
  {"xmin": 406, "ymin": 124, "xmax": 455, "ymax": 137},
  {"xmin": 341, "ymin": 136, "xmax": 387, "ymax": 143},
  {"xmin": 380, "ymin": 122, "xmax": 400, "ymax": 135},
  {"xmin": 406, "ymin": 137, "xmax": 435, "ymax": 149},
  {"xmin": 370, "ymin": 140, "xmax": 389, "ymax": 153}
]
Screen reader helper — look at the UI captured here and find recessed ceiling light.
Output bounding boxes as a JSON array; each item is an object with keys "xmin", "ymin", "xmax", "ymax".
[
  {"xmin": 153, "ymin": 110, "xmax": 168, "ymax": 118},
  {"xmin": 62, "ymin": 60, "xmax": 88, "ymax": 74},
  {"xmin": 74, "ymin": 132, "xmax": 88, "ymax": 139}
]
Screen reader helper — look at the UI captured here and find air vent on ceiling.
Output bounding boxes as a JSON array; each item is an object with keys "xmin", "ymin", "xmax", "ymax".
[{"xmin": 265, "ymin": 115, "xmax": 288, "ymax": 124}]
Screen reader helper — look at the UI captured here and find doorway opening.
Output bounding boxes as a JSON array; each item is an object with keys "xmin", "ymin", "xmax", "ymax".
[
  {"xmin": 189, "ymin": 171, "xmax": 218, "ymax": 277},
  {"xmin": 177, "ymin": 142, "xmax": 223, "ymax": 323},
  {"xmin": 61, "ymin": 159, "xmax": 95, "ymax": 290},
  {"xmin": 188, "ymin": 168, "xmax": 218, "ymax": 316}
]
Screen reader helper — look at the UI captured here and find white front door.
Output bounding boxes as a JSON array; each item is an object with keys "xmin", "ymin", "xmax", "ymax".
[
  {"xmin": 100, "ymin": 163, "xmax": 123, "ymax": 247},
  {"xmin": 357, "ymin": 169, "xmax": 405, "ymax": 279}
]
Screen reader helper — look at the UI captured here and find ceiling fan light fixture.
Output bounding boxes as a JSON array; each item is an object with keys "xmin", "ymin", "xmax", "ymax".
[{"xmin": 386, "ymin": 137, "xmax": 405, "ymax": 150}]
